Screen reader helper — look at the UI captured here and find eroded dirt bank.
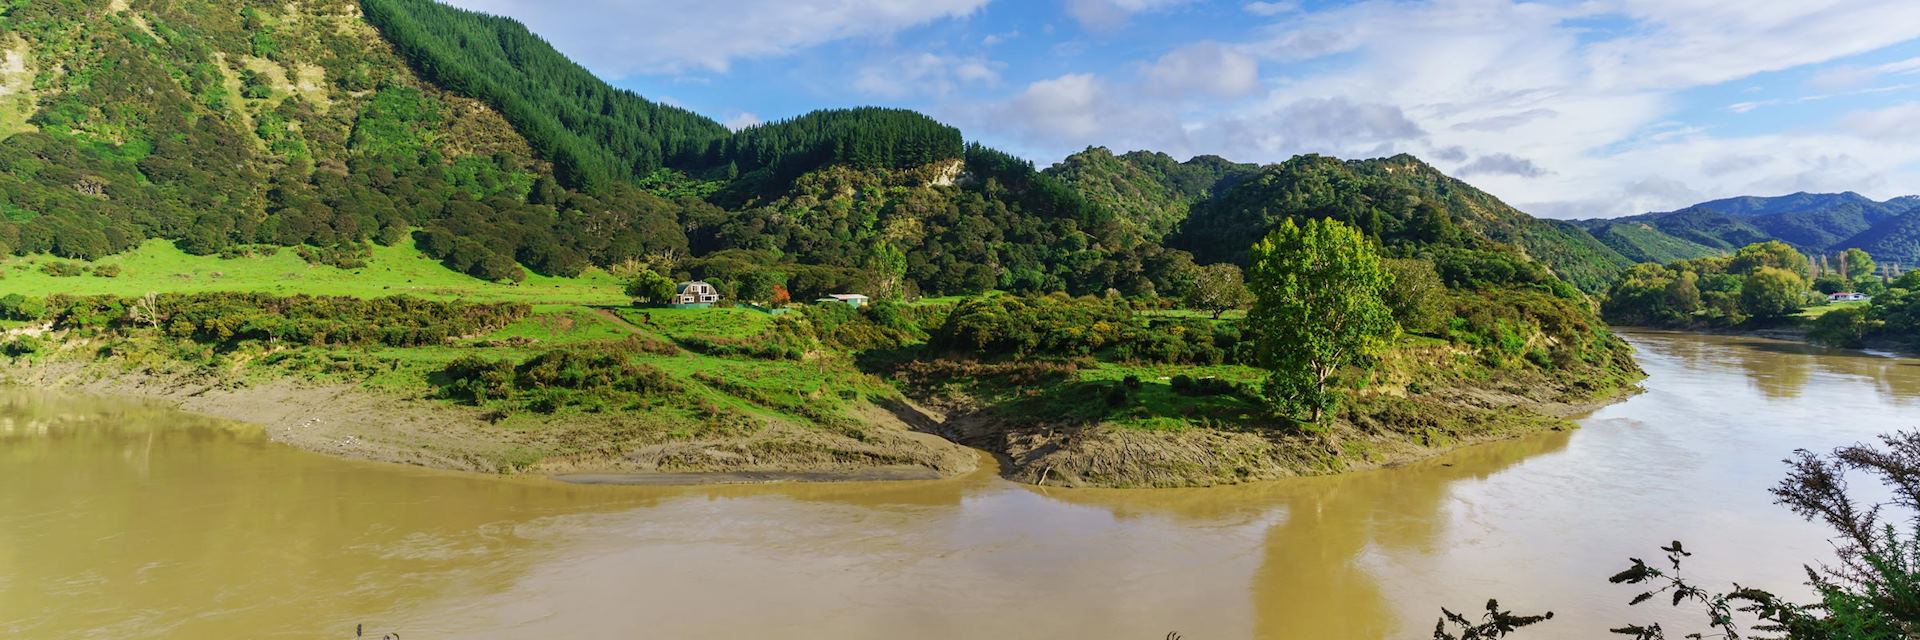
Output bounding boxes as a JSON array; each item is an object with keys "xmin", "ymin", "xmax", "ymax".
[{"xmin": 0, "ymin": 360, "xmax": 979, "ymax": 484}]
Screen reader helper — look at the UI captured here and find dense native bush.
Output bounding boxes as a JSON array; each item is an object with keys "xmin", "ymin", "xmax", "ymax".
[
  {"xmin": 931, "ymin": 294, "xmax": 1238, "ymax": 364},
  {"xmin": 678, "ymin": 316, "xmax": 816, "ymax": 360},
  {"xmin": 440, "ymin": 348, "xmax": 680, "ymax": 407},
  {"xmin": 0, "ymin": 294, "xmax": 46, "ymax": 321},
  {"xmin": 1808, "ymin": 306, "xmax": 1878, "ymax": 349},
  {"xmin": 40, "ymin": 293, "xmax": 527, "ymax": 346},
  {"xmin": 1448, "ymin": 289, "xmax": 1628, "ymax": 373},
  {"xmin": 2, "ymin": 335, "xmax": 42, "ymax": 357},
  {"xmin": 800, "ymin": 300, "xmax": 922, "ymax": 351}
]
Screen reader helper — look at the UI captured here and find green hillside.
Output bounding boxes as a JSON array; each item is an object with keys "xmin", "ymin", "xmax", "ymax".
[
  {"xmin": 1583, "ymin": 220, "xmax": 1723, "ymax": 264},
  {"xmin": 1577, "ymin": 193, "xmax": 1920, "ymax": 266},
  {"xmin": 1173, "ymin": 154, "xmax": 1631, "ymax": 291},
  {"xmin": 1041, "ymin": 147, "xmax": 1257, "ymax": 245},
  {"xmin": 0, "ymin": 0, "xmax": 1647, "ymax": 486},
  {"xmin": 1847, "ymin": 210, "xmax": 1920, "ymax": 265},
  {"xmin": 359, "ymin": 0, "xmax": 730, "ymax": 191}
]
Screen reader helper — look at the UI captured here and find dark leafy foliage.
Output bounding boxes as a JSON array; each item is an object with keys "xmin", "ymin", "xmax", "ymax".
[
  {"xmin": 931, "ymin": 294, "xmax": 1241, "ymax": 365},
  {"xmin": 43, "ymin": 292, "xmax": 527, "ymax": 347},
  {"xmin": 440, "ymin": 345, "xmax": 680, "ymax": 408}
]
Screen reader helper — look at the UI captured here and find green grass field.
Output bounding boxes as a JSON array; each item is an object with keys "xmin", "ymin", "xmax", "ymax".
[
  {"xmin": 1796, "ymin": 300, "xmax": 1869, "ymax": 320},
  {"xmin": 0, "ymin": 239, "xmax": 628, "ymax": 305}
]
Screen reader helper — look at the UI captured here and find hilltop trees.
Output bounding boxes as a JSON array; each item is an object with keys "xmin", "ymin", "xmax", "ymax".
[{"xmin": 1246, "ymin": 218, "xmax": 1397, "ymax": 424}]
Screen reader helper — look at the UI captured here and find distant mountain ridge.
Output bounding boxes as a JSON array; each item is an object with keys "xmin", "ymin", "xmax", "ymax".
[{"xmin": 1576, "ymin": 192, "xmax": 1920, "ymax": 265}]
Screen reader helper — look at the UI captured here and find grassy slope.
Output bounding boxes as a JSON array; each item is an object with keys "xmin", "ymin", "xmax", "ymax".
[
  {"xmin": 0, "ymin": 239, "xmax": 626, "ymax": 305},
  {"xmin": 1586, "ymin": 221, "xmax": 1725, "ymax": 264},
  {"xmin": 3, "ymin": 241, "xmax": 962, "ymax": 474}
]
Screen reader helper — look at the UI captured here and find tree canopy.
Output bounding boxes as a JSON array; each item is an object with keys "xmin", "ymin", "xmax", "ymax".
[{"xmin": 1245, "ymin": 218, "xmax": 1397, "ymax": 423}]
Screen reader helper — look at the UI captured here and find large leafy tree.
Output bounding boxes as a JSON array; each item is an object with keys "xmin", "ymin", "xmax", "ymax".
[
  {"xmin": 1185, "ymin": 263, "xmax": 1250, "ymax": 319},
  {"xmin": 624, "ymin": 271, "xmax": 678, "ymax": 304},
  {"xmin": 1845, "ymin": 248, "xmax": 1877, "ymax": 281},
  {"xmin": 1731, "ymin": 240, "xmax": 1811, "ymax": 279},
  {"xmin": 1740, "ymin": 266, "xmax": 1808, "ymax": 320},
  {"xmin": 1246, "ymin": 218, "xmax": 1397, "ymax": 423}
]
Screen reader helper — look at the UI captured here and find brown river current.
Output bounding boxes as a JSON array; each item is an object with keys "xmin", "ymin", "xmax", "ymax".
[{"xmin": 4, "ymin": 331, "xmax": 1920, "ymax": 639}]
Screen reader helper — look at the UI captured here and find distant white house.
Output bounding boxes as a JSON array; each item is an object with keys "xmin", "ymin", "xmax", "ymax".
[
  {"xmin": 674, "ymin": 281, "xmax": 721, "ymax": 306},
  {"xmin": 1829, "ymin": 292, "xmax": 1870, "ymax": 303},
  {"xmin": 817, "ymin": 293, "xmax": 871, "ymax": 308}
]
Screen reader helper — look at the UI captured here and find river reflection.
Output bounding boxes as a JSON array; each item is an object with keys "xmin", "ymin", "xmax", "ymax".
[{"xmin": 4, "ymin": 331, "xmax": 1918, "ymax": 639}]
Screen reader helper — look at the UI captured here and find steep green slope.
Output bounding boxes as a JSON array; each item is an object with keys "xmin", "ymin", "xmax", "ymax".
[
  {"xmin": 0, "ymin": 0, "xmax": 755, "ymax": 285},
  {"xmin": 360, "ymin": 0, "xmax": 730, "ymax": 192},
  {"xmin": 1844, "ymin": 210, "xmax": 1920, "ymax": 264},
  {"xmin": 1746, "ymin": 203, "xmax": 1887, "ymax": 250},
  {"xmin": 1581, "ymin": 220, "xmax": 1724, "ymax": 264}
]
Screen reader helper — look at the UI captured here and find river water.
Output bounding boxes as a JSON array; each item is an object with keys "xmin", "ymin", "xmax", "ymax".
[{"xmin": 4, "ymin": 332, "xmax": 1918, "ymax": 639}]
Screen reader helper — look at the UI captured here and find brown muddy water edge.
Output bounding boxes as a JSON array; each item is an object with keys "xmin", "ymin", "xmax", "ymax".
[{"xmin": 0, "ymin": 356, "xmax": 1638, "ymax": 488}]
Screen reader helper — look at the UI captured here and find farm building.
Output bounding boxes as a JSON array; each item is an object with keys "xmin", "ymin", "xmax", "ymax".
[
  {"xmin": 673, "ymin": 281, "xmax": 722, "ymax": 306},
  {"xmin": 816, "ymin": 293, "xmax": 871, "ymax": 308}
]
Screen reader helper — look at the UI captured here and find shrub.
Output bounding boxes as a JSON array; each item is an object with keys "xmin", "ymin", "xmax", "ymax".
[
  {"xmin": 93, "ymin": 264, "xmax": 122, "ymax": 278},
  {"xmin": 39, "ymin": 261, "xmax": 86, "ymax": 277},
  {"xmin": 2, "ymin": 335, "xmax": 41, "ymax": 357},
  {"xmin": 0, "ymin": 294, "xmax": 45, "ymax": 321},
  {"xmin": 440, "ymin": 349, "xmax": 680, "ymax": 408},
  {"xmin": 1809, "ymin": 306, "xmax": 1877, "ymax": 349}
]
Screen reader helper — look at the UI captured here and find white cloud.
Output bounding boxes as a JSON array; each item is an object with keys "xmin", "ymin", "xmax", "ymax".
[
  {"xmin": 1201, "ymin": 97, "xmax": 1427, "ymax": 160},
  {"xmin": 440, "ymin": 0, "xmax": 988, "ymax": 76},
  {"xmin": 1458, "ymin": 153, "xmax": 1548, "ymax": 177},
  {"xmin": 1583, "ymin": 0, "xmax": 1920, "ymax": 91},
  {"xmin": 1143, "ymin": 42, "xmax": 1259, "ymax": 98},
  {"xmin": 723, "ymin": 112, "xmax": 763, "ymax": 131},
  {"xmin": 1843, "ymin": 102, "xmax": 1920, "ymax": 141},
  {"xmin": 1065, "ymin": 0, "xmax": 1195, "ymax": 31},
  {"xmin": 854, "ymin": 53, "xmax": 1001, "ymax": 99}
]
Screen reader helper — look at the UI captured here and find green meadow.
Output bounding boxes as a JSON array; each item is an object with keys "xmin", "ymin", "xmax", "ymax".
[{"xmin": 0, "ymin": 239, "xmax": 628, "ymax": 305}]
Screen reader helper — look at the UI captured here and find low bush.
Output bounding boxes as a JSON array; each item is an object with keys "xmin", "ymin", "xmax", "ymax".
[
  {"xmin": 440, "ymin": 349, "xmax": 681, "ymax": 407},
  {"xmin": 2, "ymin": 335, "xmax": 41, "ymax": 357},
  {"xmin": 39, "ymin": 261, "xmax": 86, "ymax": 277},
  {"xmin": 0, "ymin": 294, "xmax": 45, "ymax": 321}
]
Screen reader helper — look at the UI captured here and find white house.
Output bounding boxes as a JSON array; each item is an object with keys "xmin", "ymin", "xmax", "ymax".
[
  {"xmin": 817, "ymin": 293, "xmax": 870, "ymax": 308},
  {"xmin": 674, "ymin": 281, "xmax": 721, "ymax": 305},
  {"xmin": 1829, "ymin": 292, "xmax": 1870, "ymax": 303}
]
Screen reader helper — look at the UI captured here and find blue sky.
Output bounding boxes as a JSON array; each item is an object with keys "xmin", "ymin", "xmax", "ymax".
[{"xmin": 441, "ymin": 0, "xmax": 1920, "ymax": 218}]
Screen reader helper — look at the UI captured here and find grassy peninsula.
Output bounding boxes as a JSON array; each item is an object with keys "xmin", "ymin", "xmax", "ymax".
[
  {"xmin": 1, "ymin": 233, "xmax": 1638, "ymax": 487},
  {"xmin": 0, "ymin": 0, "xmax": 1643, "ymax": 487}
]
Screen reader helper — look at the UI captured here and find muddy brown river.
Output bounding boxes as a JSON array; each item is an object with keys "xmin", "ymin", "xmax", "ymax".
[{"xmin": 4, "ymin": 332, "xmax": 1918, "ymax": 639}]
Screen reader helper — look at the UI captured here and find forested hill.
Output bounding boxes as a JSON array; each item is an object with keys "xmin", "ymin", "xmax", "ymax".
[
  {"xmin": 1577, "ymin": 192, "xmax": 1920, "ymax": 266},
  {"xmin": 1169, "ymin": 154, "xmax": 1632, "ymax": 291},
  {"xmin": 0, "ymin": 0, "xmax": 1635, "ymax": 300}
]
